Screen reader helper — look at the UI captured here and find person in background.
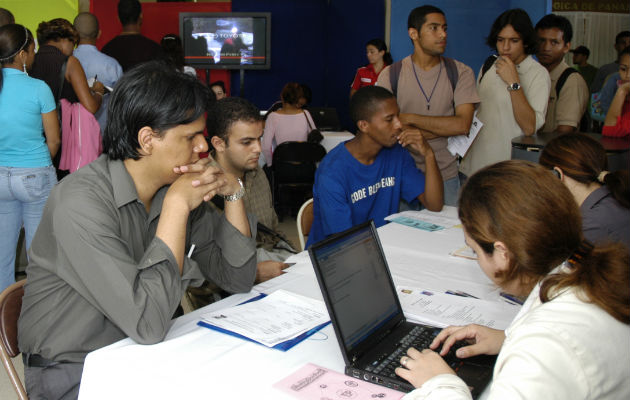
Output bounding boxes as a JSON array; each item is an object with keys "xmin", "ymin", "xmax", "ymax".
[
  {"xmin": 460, "ymin": 9, "xmax": 550, "ymax": 178},
  {"xmin": 571, "ymin": 45, "xmax": 597, "ymax": 88},
  {"xmin": 208, "ymin": 97, "xmax": 296, "ymax": 283},
  {"xmin": 350, "ymin": 38, "xmax": 392, "ymax": 98},
  {"xmin": 377, "ymin": 5, "xmax": 479, "ymax": 206},
  {"xmin": 73, "ymin": 12, "xmax": 122, "ymax": 132},
  {"xmin": 73, "ymin": 12, "xmax": 122, "ymax": 89},
  {"xmin": 0, "ymin": 24, "xmax": 60, "ymax": 293},
  {"xmin": 18, "ymin": 62, "xmax": 257, "ymax": 399},
  {"xmin": 0, "ymin": 7, "xmax": 14, "ymax": 27},
  {"xmin": 31, "ymin": 18, "xmax": 105, "ymax": 180},
  {"xmin": 539, "ymin": 133, "xmax": 629, "ymax": 249},
  {"xmin": 307, "ymin": 86, "xmax": 443, "ymax": 246},
  {"xmin": 160, "ymin": 33, "xmax": 196, "ymax": 77},
  {"xmin": 396, "ymin": 160, "xmax": 629, "ymax": 400},
  {"xmin": 261, "ymin": 82, "xmax": 316, "ymax": 166},
  {"xmin": 210, "ymin": 80, "xmax": 226, "ymax": 100},
  {"xmin": 601, "ymin": 47, "xmax": 630, "ymax": 137},
  {"xmin": 101, "ymin": 0, "xmax": 163, "ymax": 71},
  {"xmin": 591, "ymin": 30, "xmax": 630, "ymax": 93},
  {"xmin": 535, "ymin": 14, "xmax": 589, "ymax": 133}
]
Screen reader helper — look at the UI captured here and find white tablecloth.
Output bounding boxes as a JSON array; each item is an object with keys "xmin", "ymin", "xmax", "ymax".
[
  {"xmin": 321, "ymin": 130, "xmax": 354, "ymax": 152},
  {"xmin": 78, "ymin": 207, "xmax": 497, "ymax": 399}
]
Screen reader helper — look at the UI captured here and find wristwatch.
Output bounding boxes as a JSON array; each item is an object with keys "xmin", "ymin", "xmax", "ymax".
[
  {"xmin": 223, "ymin": 178, "xmax": 245, "ymax": 202},
  {"xmin": 507, "ymin": 82, "xmax": 521, "ymax": 91}
]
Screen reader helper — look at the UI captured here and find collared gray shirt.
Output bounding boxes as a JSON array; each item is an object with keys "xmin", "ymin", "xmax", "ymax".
[
  {"xmin": 581, "ymin": 186, "xmax": 630, "ymax": 250},
  {"xmin": 18, "ymin": 155, "xmax": 257, "ymax": 363}
]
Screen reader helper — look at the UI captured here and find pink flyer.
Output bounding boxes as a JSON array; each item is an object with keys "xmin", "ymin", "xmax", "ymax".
[{"xmin": 273, "ymin": 363, "xmax": 405, "ymax": 400}]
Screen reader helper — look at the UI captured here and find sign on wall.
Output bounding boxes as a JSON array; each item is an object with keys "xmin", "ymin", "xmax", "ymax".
[{"xmin": 553, "ymin": 0, "xmax": 629, "ymax": 13}]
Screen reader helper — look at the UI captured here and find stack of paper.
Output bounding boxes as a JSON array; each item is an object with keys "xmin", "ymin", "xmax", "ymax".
[
  {"xmin": 397, "ymin": 287, "xmax": 521, "ymax": 330},
  {"xmin": 198, "ymin": 290, "xmax": 330, "ymax": 351}
]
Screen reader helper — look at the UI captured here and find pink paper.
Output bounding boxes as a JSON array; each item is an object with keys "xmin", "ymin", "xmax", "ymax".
[{"xmin": 274, "ymin": 363, "xmax": 405, "ymax": 400}]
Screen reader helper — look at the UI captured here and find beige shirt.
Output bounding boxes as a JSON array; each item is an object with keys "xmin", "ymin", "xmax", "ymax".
[
  {"xmin": 460, "ymin": 55, "xmax": 550, "ymax": 177},
  {"xmin": 377, "ymin": 56, "xmax": 479, "ymax": 181},
  {"xmin": 540, "ymin": 60, "xmax": 589, "ymax": 133}
]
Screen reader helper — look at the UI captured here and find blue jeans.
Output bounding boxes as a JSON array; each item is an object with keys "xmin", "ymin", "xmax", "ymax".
[{"xmin": 0, "ymin": 166, "xmax": 57, "ymax": 292}]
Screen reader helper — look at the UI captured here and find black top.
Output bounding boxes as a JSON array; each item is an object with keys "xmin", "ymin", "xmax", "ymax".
[
  {"xmin": 101, "ymin": 34, "xmax": 164, "ymax": 72},
  {"xmin": 30, "ymin": 45, "xmax": 78, "ymax": 103}
]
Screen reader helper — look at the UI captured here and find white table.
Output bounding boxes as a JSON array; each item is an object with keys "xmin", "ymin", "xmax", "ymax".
[
  {"xmin": 78, "ymin": 207, "xmax": 497, "ymax": 399},
  {"xmin": 321, "ymin": 130, "xmax": 354, "ymax": 152}
]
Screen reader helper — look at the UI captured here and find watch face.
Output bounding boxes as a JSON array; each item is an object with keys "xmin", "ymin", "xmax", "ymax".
[{"xmin": 508, "ymin": 83, "xmax": 520, "ymax": 91}]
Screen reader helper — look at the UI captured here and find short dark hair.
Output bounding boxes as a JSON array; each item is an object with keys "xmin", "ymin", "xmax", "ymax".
[
  {"xmin": 104, "ymin": 61, "xmax": 212, "ymax": 160},
  {"xmin": 616, "ymin": 31, "xmax": 630, "ymax": 45},
  {"xmin": 206, "ymin": 97, "xmax": 262, "ymax": 147},
  {"xmin": 486, "ymin": 9, "xmax": 537, "ymax": 55},
  {"xmin": 36, "ymin": 18, "xmax": 78, "ymax": 45},
  {"xmin": 0, "ymin": 8, "xmax": 14, "ymax": 27},
  {"xmin": 118, "ymin": 0, "xmax": 142, "ymax": 26},
  {"xmin": 209, "ymin": 80, "xmax": 226, "ymax": 92},
  {"xmin": 407, "ymin": 5, "xmax": 444, "ymax": 31},
  {"xmin": 280, "ymin": 82, "xmax": 303, "ymax": 106},
  {"xmin": 349, "ymin": 85, "xmax": 395, "ymax": 126},
  {"xmin": 535, "ymin": 14, "xmax": 573, "ymax": 43}
]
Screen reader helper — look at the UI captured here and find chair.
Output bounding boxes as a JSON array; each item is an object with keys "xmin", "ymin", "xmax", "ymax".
[
  {"xmin": 296, "ymin": 198, "xmax": 314, "ymax": 250},
  {"xmin": 0, "ymin": 279, "xmax": 27, "ymax": 400},
  {"xmin": 271, "ymin": 141, "xmax": 326, "ymax": 220}
]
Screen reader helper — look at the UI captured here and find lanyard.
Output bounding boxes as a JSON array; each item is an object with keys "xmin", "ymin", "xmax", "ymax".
[{"xmin": 412, "ymin": 60, "xmax": 442, "ymax": 110}]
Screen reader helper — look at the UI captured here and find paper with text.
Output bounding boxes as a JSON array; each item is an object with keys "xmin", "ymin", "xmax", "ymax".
[
  {"xmin": 274, "ymin": 363, "xmax": 404, "ymax": 399},
  {"xmin": 386, "ymin": 209, "xmax": 460, "ymax": 230},
  {"xmin": 398, "ymin": 287, "xmax": 520, "ymax": 330},
  {"xmin": 199, "ymin": 290, "xmax": 329, "ymax": 347},
  {"xmin": 447, "ymin": 112, "xmax": 483, "ymax": 157}
]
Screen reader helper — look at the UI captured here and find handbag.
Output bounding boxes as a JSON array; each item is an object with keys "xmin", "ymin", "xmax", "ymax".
[{"xmin": 303, "ymin": 110, "xmax": 323, "ymax": 143}]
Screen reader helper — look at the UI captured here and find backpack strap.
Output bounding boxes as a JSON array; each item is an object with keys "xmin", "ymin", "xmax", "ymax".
[
  {"xmin": 555, "ymin": 68, "xmax": 579, "ymax": 98},
  {"xmin": 480, "ymin": 55, "xmax": 497, "ymax": 83},
  {"xmin": 442, "ymin": 56, "xmax": 458, "ymax": 93},
  {"xmin": 388, "ymin": 60, "xmax": 403, "ymax": 97}
]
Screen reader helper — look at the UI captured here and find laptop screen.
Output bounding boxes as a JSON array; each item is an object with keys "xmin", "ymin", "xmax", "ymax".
[{"xmin": 310, "ymin": 223, "xmax": 400, "ymax": 351}]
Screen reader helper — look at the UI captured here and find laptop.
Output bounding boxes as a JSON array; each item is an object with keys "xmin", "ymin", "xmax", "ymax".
[
  {"xmin": 308, "ymin": 107, "xmax": 341, "ymax": 131},
  {"xmin": 308, "ymin": 221, "xmax": 495, "ymax": 397}
]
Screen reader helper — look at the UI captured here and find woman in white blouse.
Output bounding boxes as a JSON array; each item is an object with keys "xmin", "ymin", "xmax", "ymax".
[{"xmin": 397, "ymin": 160, "xmax": 629, "ymax": 400}]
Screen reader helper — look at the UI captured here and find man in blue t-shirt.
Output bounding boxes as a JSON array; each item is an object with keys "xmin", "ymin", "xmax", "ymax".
[{"xmin": 307, "ymin": 86, "xmax": 443, "ymax": 246}]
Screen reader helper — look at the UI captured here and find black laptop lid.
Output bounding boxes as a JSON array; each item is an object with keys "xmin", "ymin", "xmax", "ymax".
[
  {"xmin": 309, "ymin": 221, "xmax": 405, "ymax": 362},
  {"xmin": 308, "ymin": 107, "xmax": 341, "ymax": 131}
]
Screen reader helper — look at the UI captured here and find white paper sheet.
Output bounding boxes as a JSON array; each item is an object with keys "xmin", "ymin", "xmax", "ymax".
[
  {"xmin": 397, "ymin": 286, "xmax": 520, "ymax": 330},
  {"xmin": 447, "ymin": 112, "xmax": 483, "ymax": 157},
  {"xmin": 199, "ymin": 289, "xmax": 329, "ymax": 347}
]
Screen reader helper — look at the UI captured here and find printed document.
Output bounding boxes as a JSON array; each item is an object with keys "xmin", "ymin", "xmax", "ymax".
[
  {"xmin": 447, "ymin": 112, "xmax": 483, "ymax": 157},
  {"xmin": 397, "ymin": 287, "xmax": 520, "ymax": 330},
  {"xmin": 199, "ymin": 289, "xmax": 329, "ymax": 348}
]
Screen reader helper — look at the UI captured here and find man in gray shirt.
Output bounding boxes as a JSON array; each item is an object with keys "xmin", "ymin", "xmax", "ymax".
[{"xmin": 18, "ymin": 61, "xmax": 257, "ymax": 399}]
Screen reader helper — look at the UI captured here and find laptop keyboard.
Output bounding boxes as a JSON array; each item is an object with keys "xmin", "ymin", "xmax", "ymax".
[{"xmin": 364, "ymin": 326, "xmax": 465, "ymax": 379}]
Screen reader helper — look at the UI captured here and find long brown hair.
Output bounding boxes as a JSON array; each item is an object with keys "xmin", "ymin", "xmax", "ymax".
[
  {"xmin": 539, "ymin": 133, "xmax": 629, "ymax": 208},
  {"xmin": 459, "ymin": 160, "xmax": 629, "ymax": 324}
]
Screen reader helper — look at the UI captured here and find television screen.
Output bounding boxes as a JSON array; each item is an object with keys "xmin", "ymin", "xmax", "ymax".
[{"xmin": 179, "ymin": 12, "xmax": 271, "ymax": 70}]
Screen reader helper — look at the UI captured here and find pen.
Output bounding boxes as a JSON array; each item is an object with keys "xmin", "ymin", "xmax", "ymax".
[{"xmin": 500, "ymin": 292, "xmax": 524, "ymax": 305}]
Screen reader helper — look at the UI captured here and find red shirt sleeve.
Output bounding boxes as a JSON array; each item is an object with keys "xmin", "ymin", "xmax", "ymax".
[{"xmin": 602, "ymin": 101, "xmax": 630, "ymax": 137}]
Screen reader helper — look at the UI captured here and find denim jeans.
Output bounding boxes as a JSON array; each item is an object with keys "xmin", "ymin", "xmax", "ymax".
[{"xmin": 0, "ymin": 165, "xmax": 57, "ymax": 292}]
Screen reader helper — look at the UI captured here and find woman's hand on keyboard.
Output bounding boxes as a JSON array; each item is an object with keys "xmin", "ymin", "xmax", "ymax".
[
  {"xmin": 430, "ymin": 324, "xmax": 505, "ymax": 358},
  {"xmin": 395, "ymin": 347, "xmax": 455, "ymax": 388}
]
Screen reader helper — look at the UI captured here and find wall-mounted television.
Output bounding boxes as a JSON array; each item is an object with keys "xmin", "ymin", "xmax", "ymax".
[{"xmin": 179, "ymin": 12, "xmax": 271, "ymax": 70}]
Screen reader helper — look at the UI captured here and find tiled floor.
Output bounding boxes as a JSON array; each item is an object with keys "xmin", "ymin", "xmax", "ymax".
[{"xmin": 0, "ymin": 216, "xmax": 299, "ymax": 399}]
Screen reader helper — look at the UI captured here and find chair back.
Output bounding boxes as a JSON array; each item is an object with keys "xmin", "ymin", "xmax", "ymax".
[
  {"xmin": 0, "ymin": 279, "xmax": 27, "ymax": 399},
  {"xmin": 272, "ymin": 141, "xmax": 326, "ymax": 184},
  {"xmin": 297, "ymin": 199, "xmax": 314, "ymax": 250}
]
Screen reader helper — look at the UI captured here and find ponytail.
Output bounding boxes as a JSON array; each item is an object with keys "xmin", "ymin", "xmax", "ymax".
[
  {"xmin": 540, "ymin": 242, "xmax": 630, "ymax": 324},
  {"xmin": 383, "ymin": 52, "xmax": 393, "ymax": 66}
]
